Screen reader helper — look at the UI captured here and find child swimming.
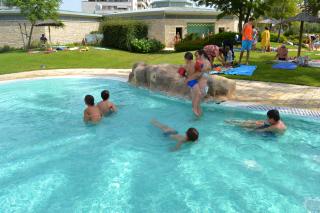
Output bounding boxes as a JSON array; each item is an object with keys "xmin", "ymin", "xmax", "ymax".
[
  {"xmin": 97, "ymin": 90, "xmax": 117, "ymax": 116},
  {"xmin": 226, "ymin": 109, "xmax": 286, "ymax": 134},
  {"xmin": 151, "ymin": 119, "xmax": 199, "ymax": 151},
  {"xmin": 83, "ymin": 95, "xmax": 102, "ymax": 123}
]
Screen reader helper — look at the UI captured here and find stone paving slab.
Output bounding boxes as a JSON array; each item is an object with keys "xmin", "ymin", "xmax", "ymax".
[
  {"xmin": 0, "ymin": 69, "xmax": 319, "ymax": 111},
  {"xmin": 234, "ymin": 80, "xmax": 320, "ymax": 111}
]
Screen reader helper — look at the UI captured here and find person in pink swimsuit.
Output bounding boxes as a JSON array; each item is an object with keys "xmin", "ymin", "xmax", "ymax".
[{"xmin": 203, "ymin": 45, "xmax": 225, "ymax": 65}]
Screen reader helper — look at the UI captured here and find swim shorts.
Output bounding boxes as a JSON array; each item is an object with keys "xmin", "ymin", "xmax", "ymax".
[{"xmin": 241, "ymin": 40, "xmax": 253, "ymax": 51}]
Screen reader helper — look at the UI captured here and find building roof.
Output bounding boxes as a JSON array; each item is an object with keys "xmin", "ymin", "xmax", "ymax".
[
  {"xmin": 105, "ymin": 6, "xmax": 221, "ymax": 17},
  {"xmin": 0, "ymin": 9, "xmax": 102, "ymax": 18},
  {"xmin": 150, "ymin": 0, "xmax": 194, "ymax": 8}
]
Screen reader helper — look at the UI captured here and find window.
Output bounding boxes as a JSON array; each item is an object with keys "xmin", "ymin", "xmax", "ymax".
[{"xmin": 219, "ymin": 27, "xmax": 225, "ymax": 33}]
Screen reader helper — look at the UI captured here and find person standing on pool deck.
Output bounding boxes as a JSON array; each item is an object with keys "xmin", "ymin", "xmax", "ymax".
[
  {"xmin": 98, "ymin": 90, "xmax": 117, "ymax": 116},
  {"xmin": 151, "ymin": 119, "xmax": 199, "ymax": 151},
  {"xmin": 83, "ymin": 95, "xmax": 102, "ymax": 123},
  {"xmin": 239, "ymin": 18, "xmax": 254, "ymax": 65},
  {"xmin": 261, "ymin": 27, "xmax": 271, "ymax": 53},
  {"xmin": 226, "ymin": 109, "xmax": 286, "ymax": 134},
  {"xmin": 184, "ymin": 52, "xmax": 203, "ymax": 117}
]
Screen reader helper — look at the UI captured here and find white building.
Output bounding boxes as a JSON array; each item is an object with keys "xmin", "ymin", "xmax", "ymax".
[
  {"xmin": 81, "ymin": 0, "xmax": 150, "ymax": 14},
  {"xmin": 0, "ymin": 0, "xmax": 7, "ymax": 9}
]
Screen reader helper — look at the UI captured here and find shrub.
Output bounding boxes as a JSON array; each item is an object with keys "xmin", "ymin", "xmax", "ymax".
[
  {"xmin": 0, "ymin": 45, "xmax": 21, "ymax": 53},
  {"xmin": 284, "ymin": 29, "xmax": 294, "ymax": 37},
  {"xmin": 175, "ymin": 32, "xmax": 237, "ymax": 52},
  {"xmin": 207, "ymin": 32, "xmax": 238, "ymax": 46},
  {"xmin": 130, "ymin": 38, "xmax": 164, "ymax": 53},
  {"xmin": 270, "ymin": 33, "xmax": 287, "ymax": 43},
  {"xmin": 100, "ymin": 19, "xmax": 148, "ymax": 51},
  {"xmin": 30, "ymin": 40, "xmax": 50, "ymax": 50},
  {"xmin": 184, "ymin": 33, "xmax": 201, "ymax": 41},
  {"xmin": 174, "ymin": 39, "xmax": 206, "ymax": 52},
  {"xmin": 0, "ymin": 45, "xmax": 12, "ymax": 53}
]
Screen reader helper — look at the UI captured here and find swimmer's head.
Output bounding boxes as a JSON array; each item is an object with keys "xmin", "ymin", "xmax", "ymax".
[
  {"xmin": 184, "ymin": 52, "xmax": 193, "ymax": 62},
  {"xmin": 85, "ymin": 95, "xmax": 94, "ymax": 106},
  {"xmin": 267, "ymin": 109, "xmax": 280, "ymax": 124},
  {"xmin": 101, "ymin": 90, "xmax": 110, "ymax": 101},
  {"xmin": 186, "ymin": 128, "xmax": 199, "ymax": 142}
]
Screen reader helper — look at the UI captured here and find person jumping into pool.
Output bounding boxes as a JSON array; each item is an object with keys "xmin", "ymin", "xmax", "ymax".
[
  {"xmin": 226, "ymin": 109, "xmax": 286, "ymax": 133},
  {"xmin": 83, "ymin": 95, "xmax": 102, "ymax": 123},
  {"xmin": 98, "ymin": 90, "xmax": 117, "ymax": 116},
  {"xmin": 183, "ymin": 52, "xmax": 203, "ymax": 117},
  {"xmin": 151, "ymin": 119, "xmax": 199, "ymax": 151}
]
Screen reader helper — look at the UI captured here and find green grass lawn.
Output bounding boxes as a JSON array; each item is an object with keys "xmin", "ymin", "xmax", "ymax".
[{"xmin": 1, "ymin": 48, "xmax": 320, "ymax": 86}]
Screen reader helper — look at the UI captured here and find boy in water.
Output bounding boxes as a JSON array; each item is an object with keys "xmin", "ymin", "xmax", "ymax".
[
  {"xmin": 183, "ymin": 52, "xmax": 203, "ymax": 117},
  {"xmin": 151, "ymin": 119, "xmax": 199, "ymax": 151},
  {"xmin": 226, "ymin": 109, "xmax": 286, "ymax": 134},
  {"xmin": 97, "ymin": 90, "xmax": 117, "ymax": 116},
  {"xmin": 83, "ymin": 95, "xmax": 102, "ymax": 123}
]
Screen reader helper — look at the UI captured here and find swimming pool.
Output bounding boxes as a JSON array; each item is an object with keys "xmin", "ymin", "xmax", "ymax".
[{"xmin": 0, "ymin": 77, "xmax": 319, "ymax": 212}]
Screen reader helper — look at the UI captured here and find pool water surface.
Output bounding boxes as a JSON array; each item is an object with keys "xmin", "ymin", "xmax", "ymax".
[{"xmin": 0, "ymin": 78, "xmax": 319, "ymax": 212}]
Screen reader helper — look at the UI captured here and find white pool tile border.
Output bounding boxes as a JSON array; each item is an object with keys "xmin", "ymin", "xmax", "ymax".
[
  {"xmin": 221, "ymin": 101, "xmax": 320, "ymax": 119},
  {"xmin": 0, "ymin": 75, "xmax": 127, "ymax": 85}
]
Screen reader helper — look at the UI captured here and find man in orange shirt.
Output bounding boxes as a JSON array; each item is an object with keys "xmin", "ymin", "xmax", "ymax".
[{"xmin": 239, "ymin": 18, "xmax": 254, "ymax": 65}]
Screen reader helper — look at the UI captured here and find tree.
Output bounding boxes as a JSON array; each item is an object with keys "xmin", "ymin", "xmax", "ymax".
[
  {"xmin": 292, "ymin": 0, "xmax": 320, "ymax": 56},
  {"xmin": 195, "ymin": 0, "xmax": 268, "ymax": 32},
  {"xmin": 304, "ymin": 0, "xmax": 320, "ymax": 15},
  {"xmin": 266, "ymin": 0, "xmax": 300, "ymax": 41},
  {"xmin": 6, "ymin": 0, "xmax": 61, "ymax": 49}
]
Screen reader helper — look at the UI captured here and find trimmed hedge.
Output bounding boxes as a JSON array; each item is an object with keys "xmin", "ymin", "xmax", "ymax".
[
  {"xmin": 101, "ymin": 19, "xmax": 148, "ymax": 51},
  {"xmin": 207, "ymin": 32, "xmax": 238, "ymax": 46},
  {"xmin": 270, "ymin": 33, "xmax": 287, "ymax": 43},
  {"xmin": 174, "ymin": 39, "xmax": 206, "ymax": 52},
  {"xmin": 175, "ymin": 32, "xmax": 237, "ymax": 52},
  {"xmin": 130, "ymin": 38, "xmax": 165, "ymax": 53}
]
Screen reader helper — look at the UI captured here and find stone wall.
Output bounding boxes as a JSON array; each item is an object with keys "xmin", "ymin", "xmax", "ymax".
[
  {"xmin": 0, "ymin": 21, "xmax": 45, "ymax": 48},
  {"xmin": 44, "ymin": 21, "xmax": 100, "ymax": 45},
  {"xmin": 0, "ymin": 18, "xmax": 100, "ymax": 48},
  {"xmin": 144, "ymin": 20, "xmax": 166, "ymax": 47},
  {"xmin": 146, "ymin": 18, "xmax": 238, "ymax": 47}
]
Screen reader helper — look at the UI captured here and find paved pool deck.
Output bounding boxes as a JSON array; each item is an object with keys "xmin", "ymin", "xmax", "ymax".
[{"xmin": 0, "ymin": 68, "xmax": 319, "ymax": 111}]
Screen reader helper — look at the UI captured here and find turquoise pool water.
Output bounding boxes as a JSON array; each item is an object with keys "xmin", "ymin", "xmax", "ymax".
[{"xmin": 0, "ymin": 77, "xmax": 319, "ymax": 212}]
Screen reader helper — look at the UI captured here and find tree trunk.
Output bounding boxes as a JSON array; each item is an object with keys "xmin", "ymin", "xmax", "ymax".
[
  {"xmin": 244, "ymin": 0, "xmax": 253, "ymax": 23},
  {"xmin": 238, "ymin": 12, "xmax": 244, "ymax": 33},
  {"xmin": 277, "ymin": 22, "xmax": 282, "ymax": 42},
  {"xmin": 277, "ymin": 1, "xmax": 286, "ymax": 43},
  {"xmin": 297, "ymin": 21, "xmax": 304, "ymax": 57},
  {"xmin": 49, "ymin": 26, "xmax": 51, "ymax": 43},
  {"xmin": 18, "ymin": 23, "xmax": 26, "ymax": 50},
  {"xmin": 27, "ymin": 24, "xmax": 34, "ymax": 50},
  {"xmin": 244, "ymin": 8, "xmax": 251, "ymax": 23}
]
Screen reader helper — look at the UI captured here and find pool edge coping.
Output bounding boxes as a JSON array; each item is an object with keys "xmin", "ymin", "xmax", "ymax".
[{"xmin": 1, "ymin": 75, "xmax": 319, "ymax": 120}]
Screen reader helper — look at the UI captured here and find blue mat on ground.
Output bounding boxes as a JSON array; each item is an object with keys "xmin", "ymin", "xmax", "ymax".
[
  {"xmin": 272, "ymin": 62, "xmax": 297, "ymax": 70},
  {"xmin": 224, "ymin": 65, "xmax": 257, "ymax": 76}
]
